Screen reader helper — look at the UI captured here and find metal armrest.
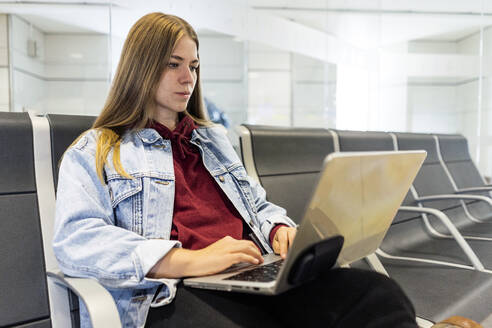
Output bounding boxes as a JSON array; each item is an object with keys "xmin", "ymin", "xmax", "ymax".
[
  {"xmin": 47, "ymin": 271, "xmax": 122, "ymax": 328},
  {"xmin": 415, "ymin": 194, "xmax": 492, "ymax": 208},
  {"xmin": 398, "ymin": 206, "xmax": 485, "ymax": 271},
  {"xmin": 455, "ymin": 186, "xmax": 492, "ymax": 193}
]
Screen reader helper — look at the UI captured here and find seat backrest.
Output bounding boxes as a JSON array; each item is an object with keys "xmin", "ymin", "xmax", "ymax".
[
  {"xmin": 46, "ymin": 114, "xmax": 95, "ymax": 328},
  {"xmin": 46, "ymin": 114, "xmax": 96, "ymax": 191},
  {"xmin": 240, "ymin": 125, "xmax": 335, "ymax": 223},
  {"xmin": 0, "ymin": 112, "xmax": 51, "ymax": 327},
  {"xmin": 395, "ymin": 132, "xmax": 461, "ymax": 211},
  {"xmin": 437, "ymin": 134, "xmax": 486, "ymax": 190},
  {"xmin": 336, "ymin": 130, "xmax": 395, "ymax": 151}
]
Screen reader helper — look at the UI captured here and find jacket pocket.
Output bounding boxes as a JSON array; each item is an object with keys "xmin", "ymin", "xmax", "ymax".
[
  {"xmin": 107, "ymin": 177, "xmax": 144, "ymax": 235},
  {"xmin": 119, "ymin": 288, "xmax": 153, "ymax": 328}
]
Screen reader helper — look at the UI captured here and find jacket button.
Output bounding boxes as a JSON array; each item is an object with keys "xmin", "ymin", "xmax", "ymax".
[{"xmin": 219, "ymin": 176, "xmax": 225, "ymax": 182}]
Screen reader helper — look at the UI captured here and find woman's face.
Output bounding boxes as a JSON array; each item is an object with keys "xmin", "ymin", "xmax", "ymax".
[{"xmin": 154, "ymin": 36, "xmax": 199, "ymax": 119}]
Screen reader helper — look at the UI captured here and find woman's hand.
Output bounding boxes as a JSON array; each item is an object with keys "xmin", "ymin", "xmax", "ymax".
[
  {"xmin": 147, "ymin": 236, "xmax": 264, "ymax": 279},
  {"xmin": 272, "ymin": 226, "xmax": 297, "ymax": 259}
]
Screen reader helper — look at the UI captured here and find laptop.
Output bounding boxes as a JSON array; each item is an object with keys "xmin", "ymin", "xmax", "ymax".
[{"xmin": 183, "ymin": 150, "xmax": 426, "ymax": 295}]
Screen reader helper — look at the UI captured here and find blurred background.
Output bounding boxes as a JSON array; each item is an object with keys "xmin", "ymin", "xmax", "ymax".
[{"xmin": 1, "ymin": 0, "xmax": 492, "ymax": 174}]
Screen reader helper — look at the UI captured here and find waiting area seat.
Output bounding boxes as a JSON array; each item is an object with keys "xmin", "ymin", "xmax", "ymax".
[
  {"xmin": 394, "ymin": 133, "xmax": 492, "ymax": 263},
  {"xmin": 239, "ymin": 124, "xmax": 335, "ymax": 223},
  {"xmin": 332, "ymin": 130, "xmax": 492, "ymax": 321},
  {"xmin": 4, "ymin": 112, "xmax": 492, "ymax": 326},
  {"xmin": 0, "ymin": 112, "xmax": 120, "ymax": 328},
  {"xmin": 239, "ymin": 124, "xmax": 492, "ymax": 324},
  {"xmin": 45, "ymin": 113, "xmax": 97, "ymax": 327},
  {"xmin": 333, "ymin": 131, "xmax": 485, "ymax": 268},
  {"xmin": 395, "ymin": 133, "xmax": 492, "ymax": 233},
  {"xmin": 437, "ymin": 134, "xmax": 492, "ymax": 223},
  {"xmin": 0, "ymin": 112, "xmax": 51, "ymax": 328},
  {"xmin": 47, "ymin": 114, "xmax": 97, "ymax": 191}
]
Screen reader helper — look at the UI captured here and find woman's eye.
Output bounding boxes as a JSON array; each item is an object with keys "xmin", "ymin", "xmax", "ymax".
[
  {"xmin": 190, "ymin": 66, "xmax": 199, "ymax": 72},
  {"xmin": 168, "ymin": 62, "xmax": 179, "ymax": 68}
]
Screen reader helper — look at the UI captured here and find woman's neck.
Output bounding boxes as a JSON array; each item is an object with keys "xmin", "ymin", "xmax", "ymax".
[{"xmin": 155, "ymin": 112, "xmax": 179, "ymax": 131}]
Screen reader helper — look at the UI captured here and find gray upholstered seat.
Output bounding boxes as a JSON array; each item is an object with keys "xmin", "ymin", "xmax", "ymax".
[
  {"xmin": 239, "ymin": 124, "xmax": 335, "ymax": 223},
  {"xmin": 393, "ymin": 133, "xmax": 492, "ymax": 269},
  {"xmin": 437, "ymin": 134, "xmax": 492, "ymax": 222},
  {"xmin": 395, "ymin": 133, "xmax": 492, "ymax": 240},
  {"xmin": 46, "ymin": 114, "xmax": 97, "ymax": 328},
  {"xmin": 275, "ymin": 128, "xmax": 492, "ymax": 323},
  {"xmin": 0, "ymin": 112, "xmax": 51, "ymax": 328},
  {"xmin": 335, "ymin": 129, "xmax": 395, "ymax": 151},
  {"xmin": 11, "ymin": 112, "xmax": 121, "ymax": 328},
  {"xmin": 47, "ymin": 114, "xmax": 96, "ymax": 191}
]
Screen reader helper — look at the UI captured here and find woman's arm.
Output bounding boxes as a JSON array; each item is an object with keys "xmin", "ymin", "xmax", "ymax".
[
  {"xmin": 53, "ymin": 138, "xmax": 179, "ymax": 288},
  {"xmin": 247, "ymin": 176, "xmax": 297, "ymax": 245},
  {"xmin": 147, "ymin": 236, "xmax": 264, "ymax": 278}
]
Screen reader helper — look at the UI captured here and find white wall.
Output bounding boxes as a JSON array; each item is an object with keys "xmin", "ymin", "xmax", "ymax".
[
  {"xmin": 407, "ymin": 84, "xmax": 460, "ymax": 133},
  {"xmin": 9, "ymin": 15, "xmax": 109, "ymax": 115},
  {"xmin": 44, "ymin": 34, "xmax": 109, "ymax": 115},
  {"xmin": 406, "ymin": 40, "xmax": 462, "ymax": 135},
  {"xmin": 476, "ymin": 27, "xmax": 492, "ymax": 174},
  {"xmin": 377, "ymin": 43, "xmax": 409, "ymax": 132},
  {"xmin": 405, "ymin": 34, "xmax": 491, "ymax": 174},
  {"xmin": 0, "ymin": 14, "xmax": 9, "ymax": 111}
]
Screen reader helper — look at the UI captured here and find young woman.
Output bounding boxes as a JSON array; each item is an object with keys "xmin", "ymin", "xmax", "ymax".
[{"xmin": 53, "ymin": 12, "xmax": 423, "ymax": 328}]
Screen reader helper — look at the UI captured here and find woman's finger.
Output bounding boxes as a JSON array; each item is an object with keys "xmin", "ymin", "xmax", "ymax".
[
  {"xmin": 228, "ymin": 253, "xmax": 260, "ymax": 266},
  {"xmin": 287, "ymin": 228, "xmax": 296, "ymax": 249},
  {"xmin": 272, "ymin": 238, "xmax": 280, "ymax": 254},
  {"xmin": 277, "ymin": 228, "xmax": 288, "ymax": 259},
  {"xmin": 225, "ymin": 239, "xmax": 263, "ymax": 262}
]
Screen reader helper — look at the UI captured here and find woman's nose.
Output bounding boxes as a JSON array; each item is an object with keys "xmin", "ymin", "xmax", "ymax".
[{"xmin": 179, "ymin": 67, "xmax": 195, "ymax": 84}]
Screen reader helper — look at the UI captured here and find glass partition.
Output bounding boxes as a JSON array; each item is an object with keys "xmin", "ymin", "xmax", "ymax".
[
  {"xmin": 292, "ymin": 54, "xmax": 336, "ymax": 128},
  {"xmin": 0, "ymin": 13, "xmax": 8, "ymax": 111},
  {"xmin": 2, "ymin": 1, "xmax": 492, "ymax": 175},
  {"xmin": 247, "ymin": 41, "xmax": 291, "ymax": 126},
  {"xmin": 198, "ymin": 31, "xmax": 247, "ymax": 129}
]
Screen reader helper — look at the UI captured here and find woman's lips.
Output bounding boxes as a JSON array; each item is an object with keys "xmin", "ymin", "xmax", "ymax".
[{"xmin": 176, "ymin": 92, "xmax": 191, "ymax": 99}]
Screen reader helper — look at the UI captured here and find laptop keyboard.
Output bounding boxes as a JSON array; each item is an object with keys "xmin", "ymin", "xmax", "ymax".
[{"xmin": 224, "ymin": 259, "xmax": 284, "ymax": 282}]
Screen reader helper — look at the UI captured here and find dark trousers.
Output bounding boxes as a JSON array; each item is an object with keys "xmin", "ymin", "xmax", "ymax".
[{"xmin": 145, "ymin": 268, "xmax": 418, "ymax": 328}]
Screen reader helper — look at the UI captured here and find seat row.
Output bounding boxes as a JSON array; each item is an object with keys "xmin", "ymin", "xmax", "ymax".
[
  {"xmin": 0, "ymin": 112, "xmax": 117, "ymax": 328},
  {"xmin": 1, "ymin": 112, "xmax": 491, "ymax": 327},
  {"xmin": 238, "ymin": 125, "xmax": 492, "ymax": 324}
]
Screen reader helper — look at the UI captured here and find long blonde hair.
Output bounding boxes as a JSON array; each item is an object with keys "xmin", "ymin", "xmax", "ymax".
[{"xmin": 90, "ymin": 12, "xmax": 210, "ymax": 182}]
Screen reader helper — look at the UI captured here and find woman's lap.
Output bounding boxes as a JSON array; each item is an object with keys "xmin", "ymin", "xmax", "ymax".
[{"xmin": 145, "ymin": 268, "xmax": 418, "ymax": 328}]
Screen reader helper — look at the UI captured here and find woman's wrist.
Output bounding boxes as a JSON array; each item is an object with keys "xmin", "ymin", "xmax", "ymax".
[{"xmin": 146, "ymin": 247, "xmax": 196, "ymax": 279}]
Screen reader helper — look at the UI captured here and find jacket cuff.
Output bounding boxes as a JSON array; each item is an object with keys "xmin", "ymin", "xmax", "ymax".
[
  {"xmin": 260, "ymin": 215, "xmax": 296, "ymax": 247},
  {"xmin": 146, "ymin": 278, "xmax": 180, "ymax": 307},
  {"xmin": 132, "ymin": 239, "xmax": 182, "ymax": 282}
]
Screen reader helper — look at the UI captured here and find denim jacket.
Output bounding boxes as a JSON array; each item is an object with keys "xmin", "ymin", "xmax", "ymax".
[{"xmin": 53, "ymin": 125, "xmax": 295, "ymax": 328}]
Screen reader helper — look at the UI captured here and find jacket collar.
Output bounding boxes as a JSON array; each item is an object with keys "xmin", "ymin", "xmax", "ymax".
[
  {"xmin": 135, "ymin": 128, "xmax": 163, "ymax": 144},
  {"xmin": 134, "ymin": 124, "xmax": 214, "ymax": 145}
]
